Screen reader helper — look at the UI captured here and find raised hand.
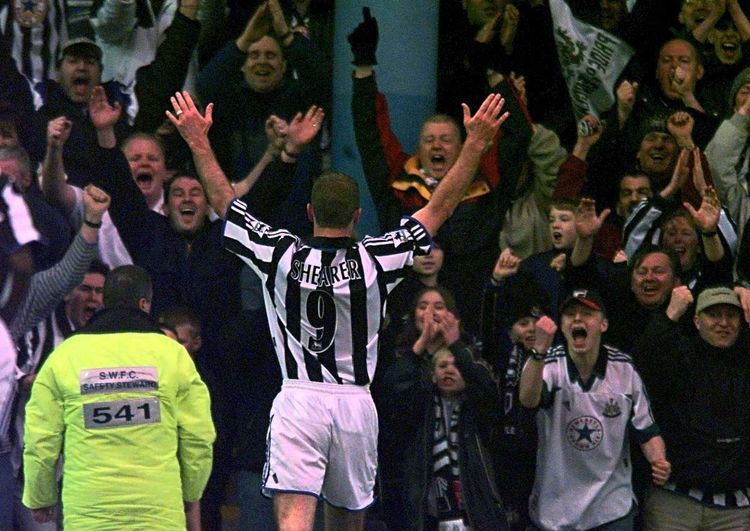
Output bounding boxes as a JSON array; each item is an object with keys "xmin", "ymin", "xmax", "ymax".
[
  {"xmin": 413, "ymin": 309, "xmax": 439, "ymax": 354},
  {"xmin": 667, "ymin": 111, "xmax": 695, "ymax": 143},
  {"xmin": 167, "ymin": 91, "xmax": 213, "ymax": 148},
  {"xmin": 82, "ymin": 184, "xmax": 111, "ymax": 224},
  {"xmin": 89, "ymin": 86, "xmax": 121, "ymax": 130},
  {"xmin": 499, "ymin": 3, "xmax": 520, "ymax": 51},
  {"xmin": 616, "ymin": 80, "xmax": 638, "ymax": 126},
  {"xmin": 267, "ymin": 0, "xmax": 290, "ymax": 40},
  {"xmin": 733, "ymin": 286, "xmax": 750, "ymax": 324},
  {"xmin": 577, "ymin": 114, "xmax": 604, "ymax": 147},
  {"xmin": 660, "ymin": 148, "xmax": 690, "ymax": 198},
  {"xmin": 492, "ymin": 247, "xmax": 521, "ymax": 281},
  {"xmin": 691, "ymin": 148, "xmax": 708, "ymax": 192},
  {"xmin": 575, "ymin": 197, "xmax": 611, "ymax": 239},
  {"xmin": 509, "ymin": 72, "xmax": 527, "ymax": 106},
  {"xmin": 684, "ymin": 186, "xmax": 720, "ymax": 233},
  {"xmin": 462, "ymin": 93, "xmax": 509, "ymax": 149},
  {"xmin": 47, "ymin": 116, "xmax": 72, "ymax": 149},
  {"xmin": 666, "ymin": 285, "xmax": 693, "ymax": 322},
  {"xmin": 237, "ymin": 2, "xmax": 272, "ymax": 51},
  {"xmin": 533, "ymin": 315, "xmax": 557, "ymax": 354},
  {"xmin": 612, "ymin": 249, "xmax": 628, "ymax": 263},
  {"xmin": 265, "ymin": 115, "xmax": 288, "ymax": 157},
  {"xmin": 549, "ymin": 252, "xmax": 566, "ymax": 272},
  {"xmin": 285, "ymin": 105, "xmax": 325, "ymax": 155},
  {"xmin": 437, "ymin": 311, "xmax": 461, "ymax": 346},
  {"xmin": 670, "ymin": 64, "xmax": 697, "ymax": 103},
  {"xmin": 739, "ymin": 87, "xmax": 750, "ymax": 117},
  {"xmin": 348, "ymin": 7, "xmax": 378, "ymax": 66},
  {"xmin": 475, "ymin": 11, "xmax": 501, "ymax": 44}
]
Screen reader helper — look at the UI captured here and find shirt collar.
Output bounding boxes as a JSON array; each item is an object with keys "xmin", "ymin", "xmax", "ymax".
[
  {"xmin": 565, "ymin": 345, "xmax": 608, "ymax": 392},
  {"xmin": 308, "ymin": 236, "xmax": 356, "ymax": 250}
]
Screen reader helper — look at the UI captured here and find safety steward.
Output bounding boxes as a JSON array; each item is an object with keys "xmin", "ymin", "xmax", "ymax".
[{"xmin": 22, "ymin": 265, "xmax": 215, "ymax": 529}]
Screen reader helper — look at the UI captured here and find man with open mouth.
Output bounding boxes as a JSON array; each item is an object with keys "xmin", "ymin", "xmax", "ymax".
[
  {"xmin": 351, "ymin": 7, "xmax": 528, "ymax": 335},
  {"xmin": 519, "ymin": 289, "xmax": 670, "ymax": 531},
  {"xmin": 33, "ymin": 38, "xmax": 132, "ymax": 188}
]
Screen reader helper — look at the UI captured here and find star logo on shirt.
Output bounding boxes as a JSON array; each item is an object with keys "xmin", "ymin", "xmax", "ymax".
[{"xmin": 566, "ymin": 415, "xmax": 603, "ymax": 451}]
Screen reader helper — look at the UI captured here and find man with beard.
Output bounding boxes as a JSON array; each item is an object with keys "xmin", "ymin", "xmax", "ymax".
[
  {"xmin": 519, "ymin": 290, "xmax": 670, "ymax": 531},
  {"xmin": 636, "ymin": 285, "xmax": 750, "ymax": 529}
]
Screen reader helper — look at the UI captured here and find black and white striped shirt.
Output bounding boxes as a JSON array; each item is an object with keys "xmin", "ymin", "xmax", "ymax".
[
  {"xmin": 224, "ymin": 198, "xmax": 432, "ymax": 386},
  {"xmin": 1, "ymin": 0, "xmax": 68, "ymax": 92}
]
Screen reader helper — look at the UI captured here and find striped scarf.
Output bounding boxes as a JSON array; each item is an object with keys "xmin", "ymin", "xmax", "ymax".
[
  {"xmin": 429, "ymin": 393, "xmax": 464, "ymax": 520},
  {"xmin": 433, "ymin": 393, "xmax": 461, "ymax": 476}
]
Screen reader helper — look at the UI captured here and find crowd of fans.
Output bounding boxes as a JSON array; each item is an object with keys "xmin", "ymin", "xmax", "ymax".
[{"xmin": 2, "ymin": 0, "xmax": 750, "ymax": 529}]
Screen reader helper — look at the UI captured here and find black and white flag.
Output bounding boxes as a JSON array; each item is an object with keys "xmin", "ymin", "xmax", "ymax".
[{"xmin": 550, "ymin": 0, "xmax": 635, "ymax": 119}]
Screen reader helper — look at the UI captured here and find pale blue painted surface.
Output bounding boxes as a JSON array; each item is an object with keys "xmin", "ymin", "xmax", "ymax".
[{"xmin": 331, "ymin": 1, "xmax": 439, "ymax": 237}]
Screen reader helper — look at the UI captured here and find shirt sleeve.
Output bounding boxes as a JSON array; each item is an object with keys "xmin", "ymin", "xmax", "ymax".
[
  {"xmin": 361, "ymin": 215, "xmax": 432, "ymax": 271},
  {"xmin": 628, "ymin": 365, "xmax": 660, "ymax": 443},
  {"xmin": 222, "ymin": 198, "xmax": 298, "ymax": 281},
  {"xmin": 175, "ymin": 348, "xmax": 216, "ymax": 502},
  {"xmin": 538, "ymin": 351, "xmax": 562, "ymax": 410}
]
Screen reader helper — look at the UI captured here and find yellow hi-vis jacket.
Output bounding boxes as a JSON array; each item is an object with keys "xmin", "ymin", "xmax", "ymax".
[{"xmin": 22, "ymin": 309, "xmax": 215, "ymax": 530}]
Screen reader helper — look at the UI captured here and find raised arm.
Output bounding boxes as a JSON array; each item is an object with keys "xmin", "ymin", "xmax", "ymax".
[
  {"xmin": 134, "ymin": 1, "xmax": 202, "ymax": 133},
  {"xmin": 518, "ymin": 315, "xmax": 557, "ymax": 408},
  {"xmin": 40, "ymin": 117, "xmax": 77, "ymax": 215},
  {"xmin": 705, "ymin": 97, "xmax": 750, "ymax": 221},
  {"xmin": 692, "ymin": 0, "xmax": 725, "ymax": 43},
  {"xmin": 91, "ymin": 0, "xmax": 137, "ymax": 44},
  {"xmin": 168, "ymin": 91, "xmax": 323, "ymax": 218},
  {"xmin": 728, "ymin": 0, "xmax": 750, "ymax": 40},
  {"xmin": 167, "ymin": 93, "xmax": 234, "ymax": 217},
  {"xmin": 570, "ymin": 198, "xmax": 611, "ymax": 267},
  {"xmin": 412, "ymin": 94, "xmax": 508, "ymax": 236},
  {"xmin": 230, "ymin": 115, "xmax": 282, "ymax": 198},
  {"xmin": 684, "ymin": 186, "xmax": 724, "ymax": 263},
  {"xmin": 10, "ymin": 185, "xmax": 110, "ymax": 340}
]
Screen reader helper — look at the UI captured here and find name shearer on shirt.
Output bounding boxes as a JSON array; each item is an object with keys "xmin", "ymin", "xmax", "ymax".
[
  {"xmin": 79, "ymin": 366, "xmax": 159, "ymax": 395},
  {"xmin": 290, "ymin": 258, "xmax": 362, "ymax": 287}
]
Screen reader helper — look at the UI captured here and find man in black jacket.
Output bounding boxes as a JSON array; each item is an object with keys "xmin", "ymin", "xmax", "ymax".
[{"xmin": 636, "ymin": 285, "xmax": 750, "ymax": 529}]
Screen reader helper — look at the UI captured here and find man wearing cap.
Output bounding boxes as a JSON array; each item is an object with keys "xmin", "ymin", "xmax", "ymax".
[
  {"xmin": 32, "ymin": 38, "xmax": 131, "ymax": 188},
  {"xmin": 636, "ymin": 285, "xmax": 750, "ymax": 529},
  {"xmin": 519, "ymin": 288, "xmax": 670, "ymax": 530}
]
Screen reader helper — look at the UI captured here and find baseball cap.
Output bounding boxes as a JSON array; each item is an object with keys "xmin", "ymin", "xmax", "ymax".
[
  {"xmin": 695, "ymin": 287, "xmax": 742, "ymax": 314},
  {"xmin": 60, "ymin": 38, "xmax": 102, "ymax": 63},
  {"xmin": 639, "ymin": 116, "xmax": 670, "ymax": 140},
  {"xmin": 559, "ymin": 289, "xmax": 607, "ymax": 316}
]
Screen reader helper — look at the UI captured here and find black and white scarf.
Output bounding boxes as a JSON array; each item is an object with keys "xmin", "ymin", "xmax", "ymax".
[
  {"xmin": 433, "ymin": 393, "xmax": 461, "ymax": 476},
  {"xmin": 428, "ymin": 393, "xmax": 463, "ymax": 519}
]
